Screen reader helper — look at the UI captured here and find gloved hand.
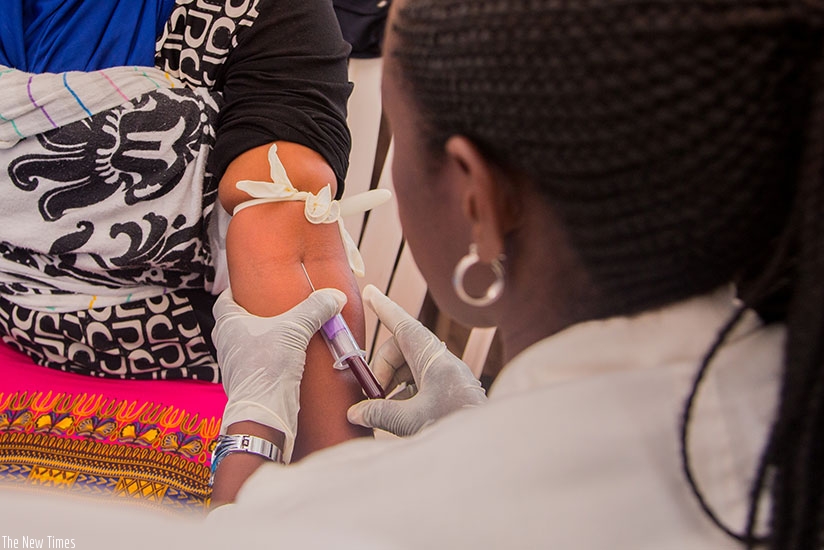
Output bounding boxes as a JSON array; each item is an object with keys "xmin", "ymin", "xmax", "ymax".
[
  {"xmin": 213, "ymin": 287, "xmax": 346, "ymax": 462},
  {"xmin": 347, "ymin": 285, "xmax": 487, "ymax": 437}
]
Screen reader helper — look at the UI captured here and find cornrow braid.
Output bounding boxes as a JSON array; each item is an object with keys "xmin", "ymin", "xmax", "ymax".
[
  {"xmin": 766, "ymin": 22, "xmax": 824, "ymax": 548},
  {"xmin": 392, "ymin": 0, "xmax": 803, "ymax": 316},
  {"xmin": 391, "ymin": 1, "xmax": 824, "ymax": 548}
]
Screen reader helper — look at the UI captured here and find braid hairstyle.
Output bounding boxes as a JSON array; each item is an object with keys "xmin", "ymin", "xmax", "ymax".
[
  {"xmin": 766, "ymin": 20, "xmax": 824, "ymax": 547},
  {"xmin": 389, "ymin": 1, "xmax": 824, "ymax": 548}
]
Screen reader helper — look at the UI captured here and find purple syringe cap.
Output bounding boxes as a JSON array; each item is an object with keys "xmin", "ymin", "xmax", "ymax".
[{"xmin": 321, "ymin": 315, "xmax": 347, "ymax": 340}]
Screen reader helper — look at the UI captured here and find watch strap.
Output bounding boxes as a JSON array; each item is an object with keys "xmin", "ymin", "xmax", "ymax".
[{"xmin": 210, "ymin": 433, "xmax": 283, "ymax": 486}]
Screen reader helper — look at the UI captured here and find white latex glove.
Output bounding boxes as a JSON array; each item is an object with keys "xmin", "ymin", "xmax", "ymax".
[
  {"xmin": 213, "ymin": 287, "xmax": 346, "ymax": 462},
  {"xmin": 347, "ymin": 285, "xmax": 487, "ymax": 437}
]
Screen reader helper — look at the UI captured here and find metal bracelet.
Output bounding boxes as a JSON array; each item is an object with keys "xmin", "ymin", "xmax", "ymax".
[{"xmin": 209, "ymin": 433, "xmax": 283, "ymax": 486}]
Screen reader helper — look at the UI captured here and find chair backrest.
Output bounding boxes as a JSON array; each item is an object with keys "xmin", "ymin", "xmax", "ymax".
[
  {"xmin": 341, "ymin": 57, "xmax": 385, "ymax": 241},
  {"xmin": 344, "ymin": 57, "xmax": 496, "ymax": 379},
  {"xmin": 357, "ymin": 143, "xmax": 429, "ymax": 357}
]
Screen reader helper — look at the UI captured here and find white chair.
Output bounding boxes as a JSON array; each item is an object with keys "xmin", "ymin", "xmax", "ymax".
[{"xmin": 345, "ymin": 57, "xmax": 497, "ymax": 380}]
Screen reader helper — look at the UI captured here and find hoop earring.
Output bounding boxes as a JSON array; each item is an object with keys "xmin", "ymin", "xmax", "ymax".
[{"xmin": 452, "ymin": 244, "xmax": 506, "ymax": 307}]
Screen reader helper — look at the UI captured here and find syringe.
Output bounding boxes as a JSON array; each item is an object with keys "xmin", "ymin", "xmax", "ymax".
[{"xmin": 301, "ymin": 263, "xmax": 385, "ymax": 399}]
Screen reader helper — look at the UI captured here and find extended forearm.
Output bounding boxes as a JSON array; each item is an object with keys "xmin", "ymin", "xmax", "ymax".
[{"xmin": 219, "ymin": 142, "xmax": 371, "ymax": 461}]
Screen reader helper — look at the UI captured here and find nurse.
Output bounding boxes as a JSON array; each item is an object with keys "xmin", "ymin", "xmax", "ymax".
[{"xmin": 208, "ymin": 0, "xmax": 823, "ymax": 548}]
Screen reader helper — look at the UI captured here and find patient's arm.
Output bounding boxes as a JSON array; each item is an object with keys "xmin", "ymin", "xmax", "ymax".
[{"xmin": 219, "ymin": 141, "xmax": 372, "ymax": 462}]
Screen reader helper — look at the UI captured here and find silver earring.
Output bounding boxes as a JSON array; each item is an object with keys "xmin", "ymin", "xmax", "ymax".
[{"xmin": 452, "ymin": 243, "xmax": 506, "ymax": 307}]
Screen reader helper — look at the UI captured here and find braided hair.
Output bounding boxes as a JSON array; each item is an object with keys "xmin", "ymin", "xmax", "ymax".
[{"xmin": 389, "ymin": 1, "xmax": 824, "ymax": 548}]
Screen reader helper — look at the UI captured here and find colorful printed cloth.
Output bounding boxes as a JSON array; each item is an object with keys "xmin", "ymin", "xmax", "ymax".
[{"xmin": 0, "ymin": 341, "xmax": 226, "ymax": 513}]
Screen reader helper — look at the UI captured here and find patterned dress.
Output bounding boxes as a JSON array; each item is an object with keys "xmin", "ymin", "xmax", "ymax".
[
  {"xmin": 0, "ymin": 0, "xmax": 351, "ymax": 511},
  {"xmin": 0, "ymin": 0, "xmax": 352, "ymax": 381}
]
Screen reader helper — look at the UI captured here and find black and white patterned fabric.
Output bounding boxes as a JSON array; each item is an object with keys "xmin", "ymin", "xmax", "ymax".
[
  {"xmin": 0, "ymin": 0, "xmax": 267, "ymax": 380},
  {"xmin": 157, "ymin": 0, "xmax": 261, "ymax": 87},
  {"xmin": 0, "ymin": 87, "xmax": 222, "ymax": 309},
  {"xmin": 0, "ymin": 290, "xmax": 219, "ymax": 380}
]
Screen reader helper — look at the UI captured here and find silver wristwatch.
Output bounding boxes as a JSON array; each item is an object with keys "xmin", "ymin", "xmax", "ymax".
[{"xmin": 209, "ymin": 434, "xmax": 283, "ymax": 486}]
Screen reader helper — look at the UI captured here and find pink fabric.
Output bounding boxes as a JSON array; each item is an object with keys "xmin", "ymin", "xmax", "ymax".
[{"xmin": 0, "ymin": 341, "xmax": 226, "ymax": 418}]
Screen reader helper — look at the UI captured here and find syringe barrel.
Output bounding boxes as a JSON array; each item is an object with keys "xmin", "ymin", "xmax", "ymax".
[
  {"xmin": 319, "ymin": 314, "xmax": 385, "ymax": 398},
  {"xmin": 320, "ymin": 314, "xmax": 362, "ymax": 365}
]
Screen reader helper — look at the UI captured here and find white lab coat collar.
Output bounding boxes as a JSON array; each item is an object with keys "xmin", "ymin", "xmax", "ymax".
[{"xmin": 490, "ymin": 285, "xmax": 761, "ymax": 400}]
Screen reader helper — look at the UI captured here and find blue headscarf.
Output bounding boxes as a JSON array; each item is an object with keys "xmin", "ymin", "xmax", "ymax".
[{"xmin": 0, "ymin": 0, "xmax": 176, "ymax": 73}]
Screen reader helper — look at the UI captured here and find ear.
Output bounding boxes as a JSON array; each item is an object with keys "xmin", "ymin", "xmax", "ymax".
[{"xmin": 444, "ymin": 136, "xmax": 520, "ymax": 261}]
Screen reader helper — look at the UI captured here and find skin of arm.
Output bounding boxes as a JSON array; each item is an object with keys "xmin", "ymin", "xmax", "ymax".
[{"xmin": 211, "ymin": 141, "xmax": 372, "ymax": 505}]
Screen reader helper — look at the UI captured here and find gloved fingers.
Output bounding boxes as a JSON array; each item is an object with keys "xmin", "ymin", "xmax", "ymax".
[
  {"xmin": 347, "ymin": 398, "xmax": 426, "ymax": 438},
  {"xmin": 370, "ymin": 336, "xmax": 413, "ymax": 391},
  {"xmin": 213, "ymin": 287, "xmax": 248, "ymax": 321},
  {"xmin": 215, "ymin": 287, "xmax": 346, "ymax": 343},
  {"xmin": 362, "ymin": 284, "xmax": 442, "ymax": 377},
  {"xmin": 215, "ymin": 287, "xmax": 345, "ymax": 324},
  {"xmin": 212, "ymin": 287, "xmax": 346, "ymax": 462},
  {"xmin": 362, "ymin": 284, "xmax": 417, "ymax": 334},
  {"xmin": 212, "ymin": 288, "xmax": 254, "ymax": 351},
  {"xmin": 280, "ymin": 288, "xmax": 348, "ymax": 338}
]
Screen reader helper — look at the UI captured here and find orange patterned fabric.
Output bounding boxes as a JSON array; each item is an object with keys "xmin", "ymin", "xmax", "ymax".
[{"xmin": 0, "ymin": 343, "xmax": 226, "ymax": 513}]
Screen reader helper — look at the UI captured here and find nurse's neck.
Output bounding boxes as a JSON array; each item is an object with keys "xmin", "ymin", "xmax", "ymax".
[{"xmin": 494, "ymin": 200, "xmax": 599, "ymax": 365}]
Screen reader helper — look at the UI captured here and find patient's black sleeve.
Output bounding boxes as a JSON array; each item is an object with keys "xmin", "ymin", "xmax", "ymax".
[{"xmin": 210, "ymin": 0, "xmax": 353, "ymax": 197}]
